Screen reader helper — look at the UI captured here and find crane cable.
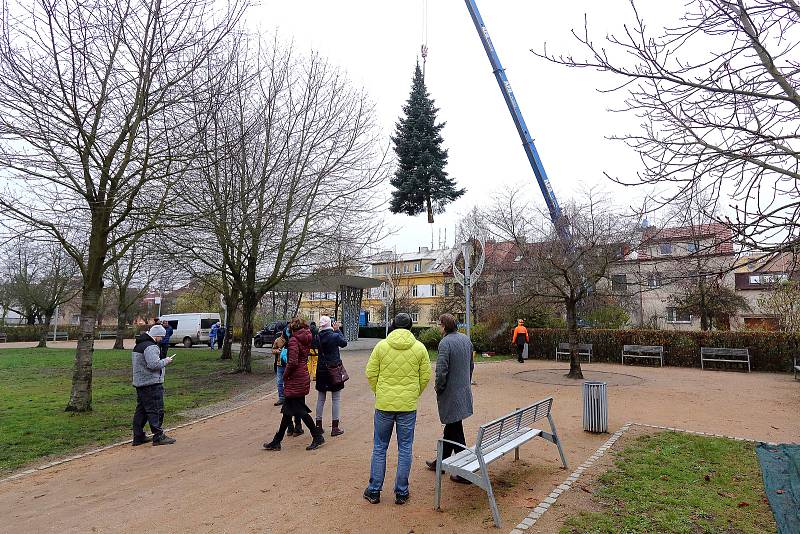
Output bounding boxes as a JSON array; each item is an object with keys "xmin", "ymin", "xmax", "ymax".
[{"xmin": 420, "ymin": 0, "xmax": 429, "ymax": 78}]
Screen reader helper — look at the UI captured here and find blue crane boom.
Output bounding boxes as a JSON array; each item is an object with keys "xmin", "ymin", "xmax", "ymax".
[{"xmin": 463, "ymin": 0, "xmax": 570, "ymax": 242}]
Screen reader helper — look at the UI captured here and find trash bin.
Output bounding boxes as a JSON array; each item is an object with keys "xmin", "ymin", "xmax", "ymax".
[{"xmin": 583, "ymin": 381, "xmax": 608, "ymax": 433}]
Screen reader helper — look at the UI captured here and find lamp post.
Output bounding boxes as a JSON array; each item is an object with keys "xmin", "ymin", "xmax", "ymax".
[
  {"xmin": 380, "ymin": 277, "xmax": 394, "ymax": 337},
  {"xmin": 453, "ymin": 233, "xmax": 486, "ymax": 339}
]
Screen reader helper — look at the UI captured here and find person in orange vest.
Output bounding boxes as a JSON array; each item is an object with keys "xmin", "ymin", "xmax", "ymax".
[{"xmin": 512, "ymin": 319, "xmax": 529, "ymax": 363}]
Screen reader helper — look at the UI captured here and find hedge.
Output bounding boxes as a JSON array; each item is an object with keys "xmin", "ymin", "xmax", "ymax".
[
  {"xmin": 0, "ymin": 325, "xmax": 138, "ymax": 342},
  {"xmin": 359, "ymin": 326, "xmax": 428, "ymax": 339},
  {"xmin": 516, "ymin": 328, "xmax": 798, "ymax": 373}
]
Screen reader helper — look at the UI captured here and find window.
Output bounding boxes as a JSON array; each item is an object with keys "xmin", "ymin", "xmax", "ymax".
[
  {"xmin": 659, "ymin": 243, "xmax": 673, "ymax": 255},
  {"xmin": 413, "ymin": 262, "xmax": 421, "ymax": 273},
  {"xmin": 411, "ymin": 285, "xmax": 419, "ymax": 297},
  {"xmin": 666, "ymin": 307, "xmax": 692, "ymax": 323},
  {"xmin": 686, "ymin": 242, "xmax": 698, "ymax": 253},
  {"xmin": 611, "ymin": 274, "xmax": 627, "ymax": 293},
  {"xmin": 444, "ymin": 283, "xmax": 450, "ymax": 297},
  {"xmin": 647, "ymin": 272, "xmax": 662, "ymax": 288},
  {"xmin": 410, "ymin": 312, "xmax": 419, "ymax": 323},
  {"xmin": 403, "ymin": 264, "xmax": 408, "ymax": 273},
  {"xmin": 430, "ymin": 284, "xmax": 437, "ymax": 296}
]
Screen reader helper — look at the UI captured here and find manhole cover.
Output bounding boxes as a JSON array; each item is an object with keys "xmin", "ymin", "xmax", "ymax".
[{"xmin": 515, "ymin": 368, "xmax": 645, "ymax": 387}]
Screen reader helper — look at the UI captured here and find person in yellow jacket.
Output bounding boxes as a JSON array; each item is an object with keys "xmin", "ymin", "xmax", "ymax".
[{"xmin": 363, "ymin": 313, "xmax": 431, "ymax": 506}]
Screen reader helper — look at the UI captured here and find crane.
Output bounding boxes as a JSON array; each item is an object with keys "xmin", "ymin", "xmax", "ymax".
[{"xmin": 463, "ymin": 0, "xmax": 571, "ymax": 243}]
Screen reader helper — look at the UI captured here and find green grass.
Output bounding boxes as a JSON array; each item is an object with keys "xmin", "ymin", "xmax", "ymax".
[
  {"xmin": 0, "ymin": 347, "xmax": 269, "ymax": 474},
  {"xmin": 427, "ymin": 349, "xmax": 516, "ymax": 363},
  {"xmin": 561, "ymin": 431, "xmax": 776, "ymax": 534}
]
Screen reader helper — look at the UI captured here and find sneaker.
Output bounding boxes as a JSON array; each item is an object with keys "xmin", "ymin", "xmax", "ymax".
[
  {"xmin": 425, "ymin": 459, "xmax": 444, "ymax": 473},
  {"xmin": 363, "ymin": 489, "xmax": 380, "ymax": 504},
  {"xmin": 274, "ymin": 399, "xmax": 284, "ymax": 406},
  {"xmin": 132, "ymin": 435, "xmax": 152, "ymax": 446},
  {"xmin": 395, "ymin": 493, "xmax": 410, "ymax": 505},
  {"xmin": 262, "ymin": 441, "xmax": 281, "ymax": 451},
  {"xmin": 152, "ymin": 434, "xmax": 176, "ymax": 446}
]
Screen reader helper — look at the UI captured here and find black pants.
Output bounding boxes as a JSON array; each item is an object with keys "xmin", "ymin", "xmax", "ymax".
[
  {"xmin": 274, "ymin": 412, "xmax": 320, "ymax": 442},
  {"xmin": 217, "ymin": 335, "xmax": 224, "ymax": 349},
  {"xmin": 133, "ymin": 383, "xmax": 164, "ymax": 439},
  {"xmin": 516, "ymin": 343, "xmax": 526, "ymax": 362},
  {"xmin": 442, "ymin": 420, "xmax": 466, "ymax": 459},
  {"xmin": 159, "ymin": 344, "xmax": 169, "ymax": 359}
]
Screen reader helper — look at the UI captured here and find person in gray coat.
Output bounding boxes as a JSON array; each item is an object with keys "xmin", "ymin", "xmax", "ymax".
[
  {"xmin": 426, "ymin": 313, "xmax": 474, "ymax": 483},
  {"xmin": 132, "ymin": 324, "xmax": 176, "ymax": 446}
]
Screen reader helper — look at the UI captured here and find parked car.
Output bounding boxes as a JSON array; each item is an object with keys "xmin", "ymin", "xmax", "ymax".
[
  {"xmin": 253, "ymin": 320, "xmax": 289, "ymax": 348},
  {"xmin": 158, "ymin": 312, "xmax": 222, "ymax": 348}
]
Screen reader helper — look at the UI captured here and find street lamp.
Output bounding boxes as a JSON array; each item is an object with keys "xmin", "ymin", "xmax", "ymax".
[{"xmin": 452, "ymin": 232, "xmax": 486, "ymax": 339}]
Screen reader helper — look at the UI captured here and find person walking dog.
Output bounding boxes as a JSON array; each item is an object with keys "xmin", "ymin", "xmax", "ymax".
[
  {"xmin": 262, "ymin": 318, "xmax": 325, "ymax": 451},
  {"xmin": 363, "ymin": 313, "xmax": 431, "ymax": 506},
  {"xmin": 132, "ymin": 324, "xmax": 176, "ymax": 446},
  {"xmin": 315, "ymin": 316, "xmax": 348, "ymax": 436},
  {"xmin": 426, "ymin": 314, "xmax": 474, "ymax": 483},
  {"xmin": 512, "ymin": 319, "xmax": 529, "ymax": 363}
]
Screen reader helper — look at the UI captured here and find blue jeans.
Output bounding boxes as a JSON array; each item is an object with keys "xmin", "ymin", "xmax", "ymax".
[
  {"xmin": 276, "ymin": 365, "xmax": 285, "ymax": 400},
  {"xmin": 368, "ymin": 410, "xmax": 417, "ymax": 496}
]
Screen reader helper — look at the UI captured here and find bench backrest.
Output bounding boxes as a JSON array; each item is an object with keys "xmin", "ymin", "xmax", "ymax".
[
  {"xmin": 623, "ymin": 345, "xmax": 663, "ymax": 354},
  {"xmin": 557, "ymin": 343, "xmax": 592, "ymax": 353},
  {"xmin": 701, "ymin": 347, "xmax": 749, "ymax": 357},
  {"xmin": 476, "ymin": 397, "xmax": 553, "ymax": 451}
]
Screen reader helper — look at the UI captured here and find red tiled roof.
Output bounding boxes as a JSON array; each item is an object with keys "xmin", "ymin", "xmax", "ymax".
[{"xmin": 637, "ymin": 223, "xmax": 734, "ymax": 258}]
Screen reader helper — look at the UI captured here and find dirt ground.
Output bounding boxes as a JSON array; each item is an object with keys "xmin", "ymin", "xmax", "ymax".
[{"xmin": 1, "ymin": 354, "xmax": 798, "ymax": 534}]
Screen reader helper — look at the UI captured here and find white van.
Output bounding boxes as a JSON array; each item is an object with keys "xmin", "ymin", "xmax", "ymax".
[{"xmin": 159, "ymin": 312, "xmax": 221, "ymax": 348}]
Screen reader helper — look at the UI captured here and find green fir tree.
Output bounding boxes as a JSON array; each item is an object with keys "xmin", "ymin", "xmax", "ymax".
[{"xmin": 390, "ymin": 63, "xmax": 464, "ymax": 223}]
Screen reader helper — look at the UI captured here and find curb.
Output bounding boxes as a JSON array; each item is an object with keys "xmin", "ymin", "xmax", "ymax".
[{"xmin": 0, "ymin": 388, "xmax": 278, "ymax": 485}]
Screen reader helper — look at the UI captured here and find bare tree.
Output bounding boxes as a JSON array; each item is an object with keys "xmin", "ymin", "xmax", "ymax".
[
  {"xmin": 1, "ymin": 237, "xmax": 80, "ymax": 346},
  {"xmin": 487, "ymin": 189, "xmax": 636, "ymax": 379},
  {"xmin": 537, "ymin": 0, "xmax": 800, "ymax": 253},
  {"xmin": 0, "ymin": 0, "xmax": 245, "ymax": 410},
  {"xmin": 183, "ymin": 36, "xmax": 388, "ymax": 372},
  {"xmin": 758, "ymin": 279, "xmax": 800, "ymax": 332}
]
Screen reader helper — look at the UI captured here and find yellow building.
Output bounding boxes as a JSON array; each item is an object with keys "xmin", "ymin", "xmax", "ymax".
[{"xmin": 298, "ymin": 247, "xmax": 453, "ymax": 327}]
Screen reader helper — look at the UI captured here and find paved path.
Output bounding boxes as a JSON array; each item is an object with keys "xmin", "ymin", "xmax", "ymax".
[{"xmin": 1, "ymin": 358, "xmax": 798, "ymax": 533}]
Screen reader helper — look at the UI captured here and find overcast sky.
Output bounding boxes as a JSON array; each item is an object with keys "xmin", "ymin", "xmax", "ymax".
[{"xmin": 256, "ymin": 1, "xmax": 684, "ymax": 253}]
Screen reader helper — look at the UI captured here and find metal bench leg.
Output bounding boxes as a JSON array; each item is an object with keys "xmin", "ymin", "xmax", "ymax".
[
  {"xmin": 548, "ymin": 414, "xmax": 568, "ymax": 469},
  {"xmin": 478, "ymin": 456, "xmax": 501, "ymax": 528},
  {"xmin": 434, "ymin": 440, "xmax": 443, "ymax": 510},
  {"xmin": 514, "ymin": 447, "xmax": 519, "ymax": 461}
]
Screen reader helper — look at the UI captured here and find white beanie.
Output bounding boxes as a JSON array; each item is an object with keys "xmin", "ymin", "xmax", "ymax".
[
  {"xmin": 148, "ymin": 325, "xmax": 167, "ymax": 338},
  {"xmin": 319, "ymin": 315, "xmax": 333, "ymax": 331}
]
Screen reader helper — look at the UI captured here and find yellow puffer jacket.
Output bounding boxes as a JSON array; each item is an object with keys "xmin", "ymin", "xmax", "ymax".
[{"xmin": 365, "ymin": 328, "xmax": 431, "ymax": 412}]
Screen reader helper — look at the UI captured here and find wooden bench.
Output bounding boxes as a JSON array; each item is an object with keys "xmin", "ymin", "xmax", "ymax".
[
  {"xmin": 97, "ymin": 331, "xmax": 117, "ymax": 339},
  {"xmin": 0, "ymin": 332, "xmax": 6, "ymax": 342},
  {"xmin": 701, "ymin": 347, "xmax": 750, "ymax": 372},
  {"xmin": 434, "ymin": 397, "xmax": 568, "ymax": 528},
  {"xmin": 50, "ymin": 331, "xmax": 69, "ymax": 341},
  {"xmin": 622, "ymin": 344, "xmax": 664, "ymax": 367},
  {"xmin": 555, "ymin": 342, "xmax": 592, "ymax": 363},
  {"xmin": 794, "ymin": 356, "xmax": 799, "ymax": 380}
]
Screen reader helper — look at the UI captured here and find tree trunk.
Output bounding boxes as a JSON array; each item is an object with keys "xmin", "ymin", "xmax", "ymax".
[
  {"xmin": 113, "ymin": 309, "xmax": 126, "ymax": 350},
  {"xmin": 237, "ymin": 291, "xmax": 257, "ymax": 373},
  {"xmin": 221, "ymin": 305, "xmax": 237, "ymax": 360},
  {"xmin": 426, "ymin": 194, "xmax": 434, "ymax": 224},
  {"xmin": 65, "ymin": 279, "xmax": 102, "ymax": 412},
  {"xmin": 36, "ymin": 315, "xmax": 51, "ymax": 348},
  {"xmin": 566, "ymin": 301, "xmax": 584, "ymax": 379}
]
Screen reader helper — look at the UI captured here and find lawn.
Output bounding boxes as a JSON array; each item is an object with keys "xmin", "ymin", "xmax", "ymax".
[
  {"xmin": 561, "ymin": 431, "xmax": 776, "ymax": 534},
  {"xmin": 0, "ymin": 347, "xmax": 270, "ymax": 474}
]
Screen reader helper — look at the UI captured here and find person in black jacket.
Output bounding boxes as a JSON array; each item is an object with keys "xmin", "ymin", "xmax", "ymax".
[{"xmin": 314, "ymin": 315, "xmax": 348, "ymax": 436}]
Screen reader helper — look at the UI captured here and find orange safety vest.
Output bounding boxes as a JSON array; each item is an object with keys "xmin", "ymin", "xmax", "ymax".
[{"xmin": 512, "ymin": 325, "xmax": 528, "ymax": 344}]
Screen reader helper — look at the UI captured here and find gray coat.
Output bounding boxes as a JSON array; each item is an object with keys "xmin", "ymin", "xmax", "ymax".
[
  {"xmin": 435, "ymin": 332, "xmax": 474, "ymax": 424},
  {"xmin": 132, "ymin": 335, "xmax": 168, "ymax": 387}
]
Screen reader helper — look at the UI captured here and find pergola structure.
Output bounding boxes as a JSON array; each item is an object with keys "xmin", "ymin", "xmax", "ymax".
[{"xmin": 274, "ymin": 275, "xmax": 382, "ymax": 341}]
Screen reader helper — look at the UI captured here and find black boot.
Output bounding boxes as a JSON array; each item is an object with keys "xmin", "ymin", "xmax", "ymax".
[
  {"xmin": 306, "ymin": 433, "xmax": 325, "ymax": 450},
  {"xmin": 263, "ymin": 435, "xmax": 282, "ymax": 451},
  {"xmin": 315, "ymin": 419, "xmax": 325, "ymax": 435},
  {"xmin": 331, "ymin": 419, "xmax": 344, "ymax": 437}
]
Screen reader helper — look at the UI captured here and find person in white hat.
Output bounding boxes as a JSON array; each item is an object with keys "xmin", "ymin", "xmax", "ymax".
[{"xmin": 131, "ymin": 324, "xmax": 176, "ymax": 445}]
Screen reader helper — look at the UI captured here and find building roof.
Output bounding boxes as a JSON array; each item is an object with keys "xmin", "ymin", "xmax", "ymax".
[
  {"xmin": 734, "ymin": 252, "xmax": 799, "ymax": 274},
  {"xmin": 636, "ymin": 223, "xmax": 735, "ymax": 258}
]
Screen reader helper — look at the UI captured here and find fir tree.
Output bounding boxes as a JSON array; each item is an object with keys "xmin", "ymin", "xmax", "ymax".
[{"xmin": 390, "ymin": 63, "xmax": 464, "ymax": 223}]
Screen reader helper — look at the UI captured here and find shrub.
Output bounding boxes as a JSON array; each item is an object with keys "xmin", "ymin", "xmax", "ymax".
[
  {"xmin": 586, "ymin": 305, "xmax": 630, "ymax": 329},
  {"xmin": 418, "ymin": 327, "xmax": 443, "ymax": 349},
  {"xmin": 518, "ymin": 328, "xmax": 797, "ymax": 372},
  {"xmin": 0, "ymin": 325, "xmax": 138, "ymax": 342}
]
